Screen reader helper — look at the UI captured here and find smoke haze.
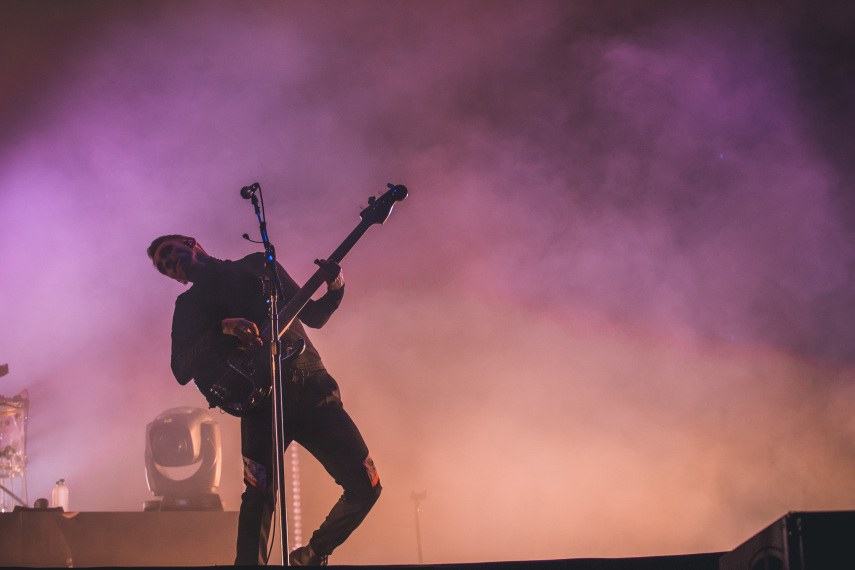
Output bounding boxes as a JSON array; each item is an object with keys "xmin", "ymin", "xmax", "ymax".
[{"xmin": 1, "ymin": 0, "xmax": 854, "ymax": 564}]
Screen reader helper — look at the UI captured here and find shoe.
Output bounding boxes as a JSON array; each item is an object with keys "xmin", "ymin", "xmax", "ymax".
[{"xmin": 288, "ymin": 544, "xmax": 328, "ymax": 566}]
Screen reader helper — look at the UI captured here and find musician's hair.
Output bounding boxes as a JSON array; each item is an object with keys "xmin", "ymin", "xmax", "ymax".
[{"xmin": 147, "ymin": 234, "xmax": 190, "ymax": 261}]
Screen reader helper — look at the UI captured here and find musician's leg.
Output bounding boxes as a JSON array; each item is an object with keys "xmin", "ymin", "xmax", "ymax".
[
  {"xmin": 293, "ymin": 371, "xmax": 382, "ymax": 560},
  {"xmin": 235, "ymin": 399, "xmax": 277, "ymax": 565},
  {"xmin": 235, "ymin": 477, "xmax": 273, "ymax": 565}
]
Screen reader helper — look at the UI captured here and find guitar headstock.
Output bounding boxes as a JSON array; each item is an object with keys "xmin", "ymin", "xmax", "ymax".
[{"xmin": 360, "ymin": 183, "xmax": 408, "ymax": 225}]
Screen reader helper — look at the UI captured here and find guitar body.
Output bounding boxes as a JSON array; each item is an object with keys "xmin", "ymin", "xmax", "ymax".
[
  {"xmin": 192, "ymin": 183, "xmax": 407, "ymax": 417},
  {"xmin": 196, "ymin": 339, "xmax": 305, "ymax": 416}
]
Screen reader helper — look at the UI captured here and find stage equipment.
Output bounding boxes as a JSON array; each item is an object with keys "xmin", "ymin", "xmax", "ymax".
[
  {"xmin": 719, "ymin": 510, "xmax": 855, "ymax": 569},
  {"xmin": 411, "ymin": 490, "xmax": 427, "ymax": 564},
  {"xmin": 0, "ymin": 510, "xmax": 239, "ymax": 566},
  {"xmin": 144, "ymin": 407, "xmax": 223, "ymax": 511},
  {"xmin": 289, "ymin": 444, "xmax": 303, "ymax": 549},
  {"xmin": 0, "ymin": 388, "xmax": 29, "ymax": 512}
]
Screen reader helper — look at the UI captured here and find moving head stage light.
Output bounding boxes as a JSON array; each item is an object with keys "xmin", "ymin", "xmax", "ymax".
[{"xmin": 144, "ymin": 407, "xmax": 223, "ymax": 511}]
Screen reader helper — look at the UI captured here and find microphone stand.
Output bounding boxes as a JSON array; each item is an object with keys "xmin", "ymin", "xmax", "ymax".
[
  {"xmin": 243, "ymin": 183, "xmax": 289, "ymax": 564},
  {"xmin": 410, "ymin": 491, "xmax": 426, "ymax": 564}
]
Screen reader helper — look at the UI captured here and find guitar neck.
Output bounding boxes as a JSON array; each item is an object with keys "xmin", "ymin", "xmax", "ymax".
[{"xmin": 276, "ymin": 218, "xmax": 374, "ymax": 337}]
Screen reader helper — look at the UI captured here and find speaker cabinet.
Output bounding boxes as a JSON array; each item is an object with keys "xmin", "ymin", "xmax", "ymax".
[{"xmin": 719, "ymin": 510, "xmax": 855, "ymax": 570}]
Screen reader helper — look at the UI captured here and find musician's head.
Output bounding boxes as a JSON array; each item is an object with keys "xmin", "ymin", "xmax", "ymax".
[{"xmin": 147, "ymin": 234, "xmax": 209, "ymax": 285}]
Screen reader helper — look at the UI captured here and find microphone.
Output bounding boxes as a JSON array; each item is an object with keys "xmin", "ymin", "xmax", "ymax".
[{"xmin": 240, "ymin": 183, "xmax": 260, "ymax": 199}]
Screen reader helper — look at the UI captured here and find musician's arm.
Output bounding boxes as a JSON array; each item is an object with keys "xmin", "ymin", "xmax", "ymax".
[
  {"xmin": 300, "ymin": 286, "xmax": 344, "ymax": 328},
  {"xmin": 275, "ymin": 260, "xmax": 345, "ymax": 329},
  {"xmin": 170, "ymin": 295, "xmax": 223, "ymax": 386}
]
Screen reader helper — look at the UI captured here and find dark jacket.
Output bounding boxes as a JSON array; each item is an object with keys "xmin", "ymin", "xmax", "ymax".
[{"xmin": 170, "ymin": 252, "xmax": 343, "ymax": 386}]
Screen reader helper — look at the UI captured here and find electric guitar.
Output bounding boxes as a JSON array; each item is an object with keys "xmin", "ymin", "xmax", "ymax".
[{"xmin": 195, "ymin": 184, "xmax": 408, "ymax": 416}]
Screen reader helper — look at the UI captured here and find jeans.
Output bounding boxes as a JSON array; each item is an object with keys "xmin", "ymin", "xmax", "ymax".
[{"xmin": 234, "ymin": 368, "xmax": 381, "ymax": 565}]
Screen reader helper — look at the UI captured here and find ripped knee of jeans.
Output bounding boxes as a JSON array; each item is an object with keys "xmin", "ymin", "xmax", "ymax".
[
  {"xmin": 364, "ymin": 454, "xmax": 379, "ymax": 489},
  {"xmin": 358, "ymin": 454, "xmax": 382, "ymax": 505},
  {"xmin": 243, "ymin": 456, "xmax": 268, "ymax": 490}
]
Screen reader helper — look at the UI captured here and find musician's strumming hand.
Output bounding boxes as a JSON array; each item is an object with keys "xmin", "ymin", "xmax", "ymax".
[
  {"xmin": 222, "ymin": 318, "xmax": 263, "ymax": 349},
  {"xmin": 315, "ymin": 258, "xmax": 344, "ymax": 291}
]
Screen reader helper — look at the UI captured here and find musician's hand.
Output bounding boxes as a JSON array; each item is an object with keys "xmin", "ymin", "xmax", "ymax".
[
  {"xmin": 222, "ymin": 318, "xmax": 263, "ymax": 349},
  {"xmin": 315, "ymin": 258, "xmax": 344, "ymax": 291}
]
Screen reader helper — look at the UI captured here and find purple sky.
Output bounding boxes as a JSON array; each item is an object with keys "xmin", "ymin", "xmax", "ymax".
[{"xmin": 2, "ymin": 0, "xmax": 855, "ymax": 564}]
